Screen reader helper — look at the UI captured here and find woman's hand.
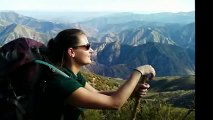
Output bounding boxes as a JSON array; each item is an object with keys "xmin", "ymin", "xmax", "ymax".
[{"xmin": 132, "ymin": 82, "xmax": 150, "ymax": 97}]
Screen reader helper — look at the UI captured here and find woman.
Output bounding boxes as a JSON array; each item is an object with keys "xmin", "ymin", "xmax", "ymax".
[{"xmin": 32, "ymin": 28, "xmax": 156, "ymax": 120}]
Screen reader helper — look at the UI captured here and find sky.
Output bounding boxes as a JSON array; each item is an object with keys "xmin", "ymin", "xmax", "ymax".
[{"xmin": 0, "ymin": 0, "xmax": 195, "ymax": 13}]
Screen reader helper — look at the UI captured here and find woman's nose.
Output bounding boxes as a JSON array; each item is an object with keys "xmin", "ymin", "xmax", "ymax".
[{"xmin": 89, "ymin": 48, "xmax": 94, "ymax": 53}]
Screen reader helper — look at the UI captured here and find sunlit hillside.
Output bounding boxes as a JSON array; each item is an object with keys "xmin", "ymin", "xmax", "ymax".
[{"xmin": 80, "ymin": 71, "xmax": 195, "ymax": 120}]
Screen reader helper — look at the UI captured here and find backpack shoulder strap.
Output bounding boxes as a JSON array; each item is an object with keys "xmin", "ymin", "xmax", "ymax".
[{"xmin": 34, "ymin": 60, "xmax": 69, "ymax": 78}]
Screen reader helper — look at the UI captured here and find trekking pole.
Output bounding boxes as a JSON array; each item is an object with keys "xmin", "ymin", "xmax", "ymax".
[{"xmin": 131, "ymin": 74, "xmax": 153, "ymax": 120}]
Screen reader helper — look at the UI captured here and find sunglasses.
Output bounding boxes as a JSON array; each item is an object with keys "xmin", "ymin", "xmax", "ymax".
[{"xmin": 73, "ymin": 43, "xmax": 91, "ymax": 50}]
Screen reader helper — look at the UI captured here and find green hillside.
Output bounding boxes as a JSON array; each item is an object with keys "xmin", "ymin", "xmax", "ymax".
[
  {"xmin": 81, "ymin": 71, "xmax": 120, "ymax": 91},
  {"xmin": 149, "ymin": 75, "xmax": 195, "ymax": 91},
  {"xmin": 80, "ymin": 71, "xmax": 195, "ymax": 120}
]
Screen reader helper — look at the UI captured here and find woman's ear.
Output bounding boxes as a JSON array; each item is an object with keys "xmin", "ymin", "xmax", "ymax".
[{"xmin": 67, "ymin": 48, "xmax": 75, "ymax": 57}]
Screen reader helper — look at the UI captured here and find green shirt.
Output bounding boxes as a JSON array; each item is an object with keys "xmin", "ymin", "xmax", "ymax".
[{"xmin": 33, "ymin": 67, "xmax": 86, "ymax": 120}]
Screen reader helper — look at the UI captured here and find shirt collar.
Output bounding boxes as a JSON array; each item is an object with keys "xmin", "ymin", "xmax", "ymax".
[{"xmin": 63, "ymin": 67, "xmax": 79, "ymax": 80}]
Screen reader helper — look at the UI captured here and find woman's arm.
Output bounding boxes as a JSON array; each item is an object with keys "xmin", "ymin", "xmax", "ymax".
[
  {"xmin": 65, "ymin": 65, "xmax": 155, "ymax": 110},
  {"xmin": 85, "ymin": 80, "xmax": 150, "ymax": 97},
  {"xmin": 65, "ymin": 71, "xmax": 140, "ymax": 109},
  {"xmin": 84, "ymin": 82, "xmax": 116, "ymax": 96}
]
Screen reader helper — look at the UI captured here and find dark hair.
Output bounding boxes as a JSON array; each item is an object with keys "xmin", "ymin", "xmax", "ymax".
[{"xmin": 47, "ymin": 28, "xmax": 85, "ymax": 66}]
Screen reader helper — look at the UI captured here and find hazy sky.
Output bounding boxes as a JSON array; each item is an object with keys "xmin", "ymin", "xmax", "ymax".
[{"xmin": 1, "ymin": 0, "xmax": 195, "ymax": 13}]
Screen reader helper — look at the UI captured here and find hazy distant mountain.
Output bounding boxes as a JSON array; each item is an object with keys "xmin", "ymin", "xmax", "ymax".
[
  {"xmin": 118, "ymin": 27, "xmax": 176, "ymax": 46},
  {"xmin": 106, "ymin": 12, "xmax": 195, "ymax": 24},
  {"xmin": 171, "ymin": 23, "xmax": 195, "ymax": 50},
  {"xmin": 0, "ymin": 23, "xmax": 48, "ymax": 45},
  {"xmin": 0, "ymin": 11, "xmax": 195, "ymax": 48},
  {"xmin": 75, "ymin": 21, "xmax": 194, "ymax": 49},
  {"xmin": 0, "ymin": 19, "xmax": 10, "ymax": 32},
  {"xmin": 0, "ymin": 19, "xmax": 10, "ymax": 26},
  {"xmin": 0, "ymin": 11, "xmax": 69, "ymax": 36},
  {"xmin": 16, "ymin": 11, "xmax": 116, "ymax": 23},
  {"xmin": 97, "ymin": 23, "xmax": 194, "ymax": 49},
  {"xmin": 78, "ymin": 11, "xmax": 194, "ymax": 28},
  {"xmin": 0, "ymin": 11, "xmax": 195, "ymax": 78},
  {"xmin": 70, "ymin": 23, "xmax": 99, "ymax": 38},
  {"xmin": 100, "ymin": 32, "xmax": 120, "ymax": 43}
]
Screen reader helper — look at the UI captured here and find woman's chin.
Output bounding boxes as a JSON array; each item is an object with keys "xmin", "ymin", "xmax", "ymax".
[{"xmin": 85, "ymin": 60, "xmax": 92, "ymax": 65}]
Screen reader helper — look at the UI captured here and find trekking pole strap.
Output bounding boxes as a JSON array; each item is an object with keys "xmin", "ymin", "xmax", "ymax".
[{"xmin": 34, "ymin": 60, "xmax": 69, "ymax": 78}]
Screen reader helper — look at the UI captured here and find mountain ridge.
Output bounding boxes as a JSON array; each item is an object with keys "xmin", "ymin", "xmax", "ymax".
[{"xmin": 0, "ymin": 11, "xmax": 195, "ymax": 78}]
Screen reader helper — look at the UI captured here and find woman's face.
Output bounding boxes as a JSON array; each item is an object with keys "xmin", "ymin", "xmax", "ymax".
[{"xmin": 71, "ymin": 34, "xmax": 93, "ymax": 66}]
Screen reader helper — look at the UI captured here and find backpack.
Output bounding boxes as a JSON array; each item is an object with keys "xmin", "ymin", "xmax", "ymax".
[{"xmin": 0, "ymin": 37, "xmax": 69, "ymax": 120}]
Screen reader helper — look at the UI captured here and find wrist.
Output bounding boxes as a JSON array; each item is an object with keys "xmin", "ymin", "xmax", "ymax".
[
  {"xmin": 132, "ymin": 69, "xmax": 142, "ymax": 79},
  {"xmin": 134, "ymin": 68, "xmax": 143, "ymax": 76}
]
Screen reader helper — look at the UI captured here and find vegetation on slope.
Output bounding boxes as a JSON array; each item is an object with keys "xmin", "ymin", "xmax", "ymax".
[{"xmin": 80, "ymin": 71, "xmax": 195, "ymax": 120}]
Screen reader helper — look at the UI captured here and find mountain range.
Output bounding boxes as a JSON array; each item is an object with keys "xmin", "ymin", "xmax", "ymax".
[{"xmin": 0, "ymin": 11, "xmax": 195, "ymax": 78}]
